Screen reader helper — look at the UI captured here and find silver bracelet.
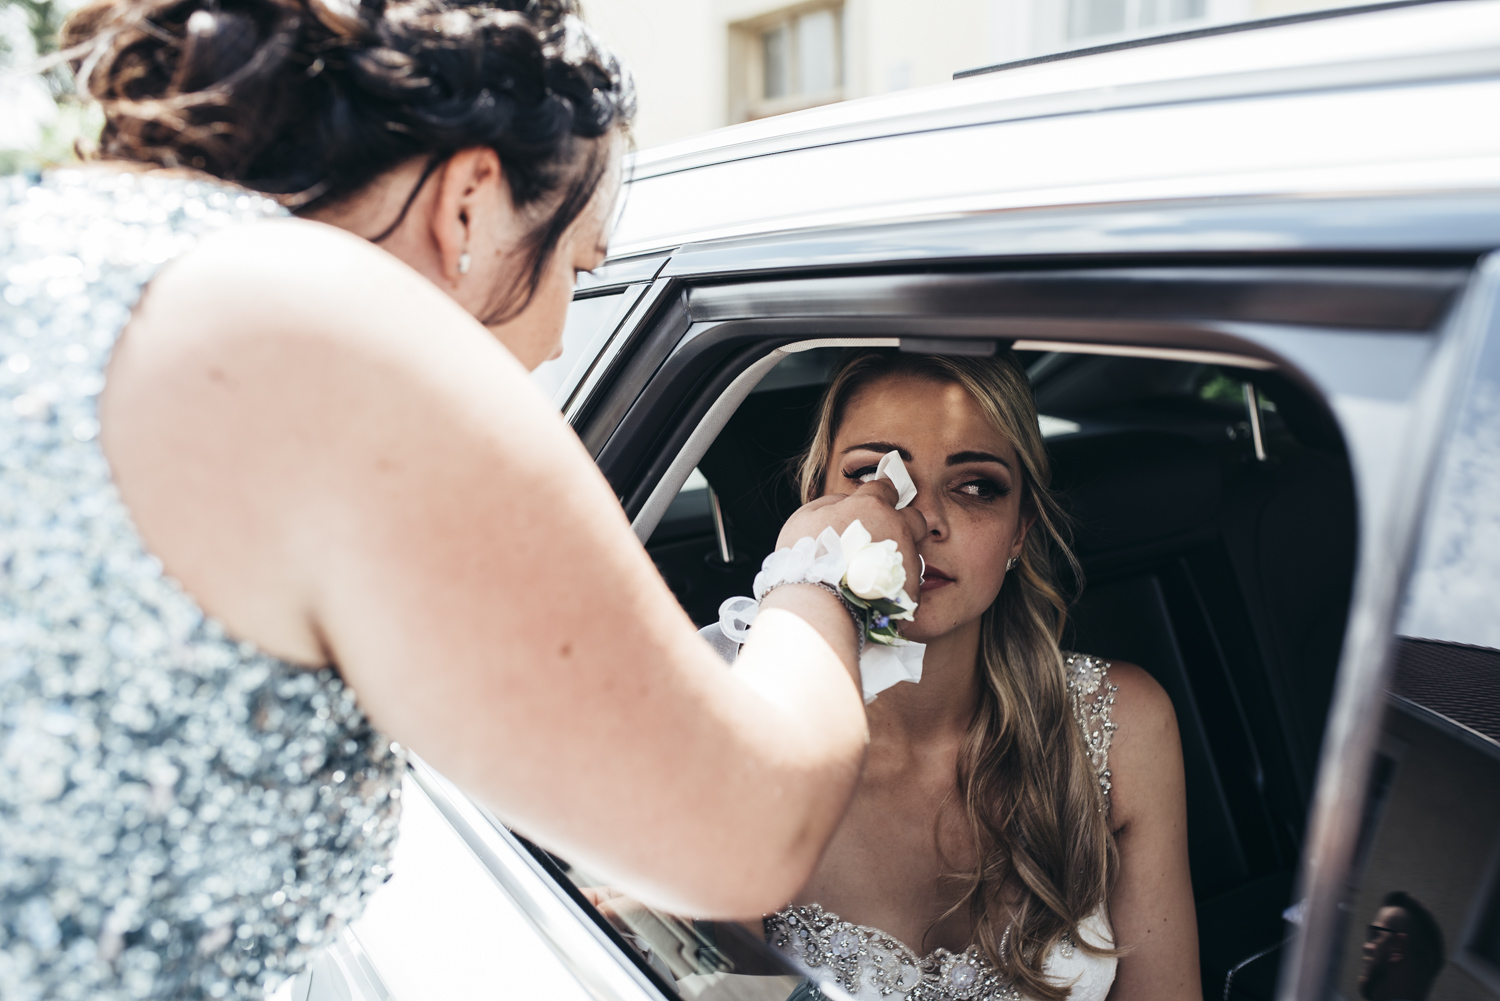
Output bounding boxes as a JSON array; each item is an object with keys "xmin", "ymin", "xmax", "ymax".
[{"xmin": 759, "ymin": 580, "xmax": 866, "ymax": 654}]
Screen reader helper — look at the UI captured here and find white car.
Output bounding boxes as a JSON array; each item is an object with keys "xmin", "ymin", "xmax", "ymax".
[{"xmin": 281, "ymin": 4, "xmax": 1500, "ymax": 1000}]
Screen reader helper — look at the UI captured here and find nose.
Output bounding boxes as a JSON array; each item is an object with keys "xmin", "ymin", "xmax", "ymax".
[{"xmin": 911, "ymin": 489, "xmax": 947, "ymax": 541}]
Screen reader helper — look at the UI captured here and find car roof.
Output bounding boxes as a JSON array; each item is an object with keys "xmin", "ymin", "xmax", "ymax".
[{"xmin": 610, "ymin": 0, "xmax": 1500, "ymax": 259}]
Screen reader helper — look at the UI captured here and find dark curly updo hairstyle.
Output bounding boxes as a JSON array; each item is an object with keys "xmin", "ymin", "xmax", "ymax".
[{"xmin": 62, "ymin": 0, "xmax": 634, "ymax": 314}]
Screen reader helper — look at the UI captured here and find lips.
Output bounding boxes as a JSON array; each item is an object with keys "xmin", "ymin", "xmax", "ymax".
[{"xmin": 919, "ymin": 564, "xmax": 955, "ymax": 593}]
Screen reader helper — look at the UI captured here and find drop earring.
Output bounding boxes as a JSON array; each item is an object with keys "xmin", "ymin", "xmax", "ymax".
[{"xmin": 457, "ymin": 251, "xmax": 471, "ymax": 275}]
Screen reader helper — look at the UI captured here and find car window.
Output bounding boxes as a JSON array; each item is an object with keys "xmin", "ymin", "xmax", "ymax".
[
  {"xmin": 1327, "ymin": 319, "xmax": 1500, "ymax": 1001},
  {"xmin": 620, "ymin": 340, "xmax": 1359, "ymax": 1001},
  {"xmin": 532, "ymin": 845, "xmax": 812, "ymax": 1001}
]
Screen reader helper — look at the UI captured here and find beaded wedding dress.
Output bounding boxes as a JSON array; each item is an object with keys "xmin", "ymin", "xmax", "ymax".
[
  {"xmin": 765, "ymin": 654, "xmax": 1120, "ymax": 1001},
  {"xmin": 0, "ymin": 171, "xmax": 405, "ymax": 1000}
]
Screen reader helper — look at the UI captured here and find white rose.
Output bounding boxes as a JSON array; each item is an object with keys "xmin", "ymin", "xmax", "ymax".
[{"xmin": 841, "ymin": 524, "xmax": 907, "ymax": 601}]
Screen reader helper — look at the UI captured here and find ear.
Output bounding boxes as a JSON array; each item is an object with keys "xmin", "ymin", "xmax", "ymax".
[
  {"xmin": 1013, "ymin": 502, "xmax": 1038, "ymax": 560},
  {"xmin": 427, "ymin": 148, "xmax": 505, "ymax": 286},
  {"xmin": 1387, "ymin": 931, "xmax": 1411, "ymax": 963}
]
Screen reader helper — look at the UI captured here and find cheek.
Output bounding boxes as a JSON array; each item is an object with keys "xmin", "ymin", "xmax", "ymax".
[
  {"xmin": 952, "ymin": 507, "xmax": 1019, "ymax": 596},
  {"xmin": 493, "ymin": 264, "xmax": 573, "ymax": 370}
]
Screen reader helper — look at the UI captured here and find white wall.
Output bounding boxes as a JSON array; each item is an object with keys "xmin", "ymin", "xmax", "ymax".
[
  {"xmin": 582, "ymin": 0, "xmax": 725, "ymax": 150},
  {"xmin": 581, "ymin": 0, "xmax": 1346, "ymax": 150}
]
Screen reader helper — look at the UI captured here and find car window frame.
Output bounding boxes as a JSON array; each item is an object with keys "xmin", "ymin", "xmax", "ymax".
[{"xmin": 561, "ymin": 247, "xmax": 1488, "ymax": 1001}]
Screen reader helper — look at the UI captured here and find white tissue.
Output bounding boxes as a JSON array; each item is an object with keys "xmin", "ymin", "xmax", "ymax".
[
  {"xmin": 857, "ymin": 640, "xmax": 926, "ymax": 704},
  {"xmin": 861, "ymin": 450, "xmax": 917, "ymax": 510}
]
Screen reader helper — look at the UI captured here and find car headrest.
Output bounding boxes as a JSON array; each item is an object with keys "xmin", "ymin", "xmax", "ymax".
[{"xmin": 1048, "ymin": 432, "xmax": 1222, "ymax": 556}]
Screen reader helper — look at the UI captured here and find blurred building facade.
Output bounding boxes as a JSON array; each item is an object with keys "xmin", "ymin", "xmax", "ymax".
[{"xmin": 583, "ymin": 0, "xmax": 1351, "ymax": 149}]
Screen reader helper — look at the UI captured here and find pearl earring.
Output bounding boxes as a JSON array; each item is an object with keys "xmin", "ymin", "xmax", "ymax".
[{"xmin": 457, "ymin": 251, "xmax": 471, "ymax": 275}]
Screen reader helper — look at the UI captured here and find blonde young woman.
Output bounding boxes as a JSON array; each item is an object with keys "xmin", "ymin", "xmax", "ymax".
[{"xmin": 760, "ymin": 350, "xmax": 1199, "ymax": 1001}]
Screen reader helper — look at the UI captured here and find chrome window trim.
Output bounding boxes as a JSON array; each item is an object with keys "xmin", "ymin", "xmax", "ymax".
[
  {"xmin": 574, "ymin": 253, "xmax": 673, "ymax": 295},
  {"xmin": 657, "ymin": 194, "xmax": 1499, "ymax": 284},
  {"xmin": 1009, "ymin": 338, "xmax": 1276, "ymax": 369},
  {"xmin": 1277, "ymin": 253, "xmax": 1500, "ymax": 1001},
  {"xmin": 684, "ymin": 268, "xmax": 1463, "ymax": 332},
  {"xmin": 406, "ymin": 758, "xmax": 667, "ymax": 1001}
]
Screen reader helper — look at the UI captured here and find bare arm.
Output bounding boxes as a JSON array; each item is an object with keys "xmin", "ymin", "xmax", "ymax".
[
  {"xmin": 100, "ymin": 219, "xmax": 919, "ymax": 918},
  {"xmin": 1104, "ymin": 663, "xmax": 1201, "ymax": 1001}
]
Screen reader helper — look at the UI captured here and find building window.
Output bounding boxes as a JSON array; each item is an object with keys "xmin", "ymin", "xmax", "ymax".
[
  {"xmin": 1068, "ymin": 0, "xmax": 1207, "ymax": 41},
  {"xmin": 730, "ymin": 3, "xmax": 843, "ymax": 123}
]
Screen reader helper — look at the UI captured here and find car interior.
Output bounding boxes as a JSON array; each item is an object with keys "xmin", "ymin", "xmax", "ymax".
[{"xmin": 625, "ymin": 344, "xmax": 1358, "ymax": 1001}]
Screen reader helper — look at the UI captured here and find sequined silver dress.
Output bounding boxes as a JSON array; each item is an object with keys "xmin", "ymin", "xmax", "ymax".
[
  {"xmin": 0, "ymin": 171, "xmax": 405, "ymax": 1000},
  {"xmin": 766, "ymin": 654, "xmax": 1119, "ymax": 1001}
]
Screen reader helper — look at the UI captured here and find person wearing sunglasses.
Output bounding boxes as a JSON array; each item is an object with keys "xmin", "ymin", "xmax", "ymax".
[{"xmin": 1359, "ymin": 891, "xmax": 1447, "ymax": 1001}]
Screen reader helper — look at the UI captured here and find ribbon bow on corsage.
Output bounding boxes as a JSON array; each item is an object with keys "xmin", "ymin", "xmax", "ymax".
[{"xmin": 711, "ymin": 451, "xmax": 926, "ymax": 703}]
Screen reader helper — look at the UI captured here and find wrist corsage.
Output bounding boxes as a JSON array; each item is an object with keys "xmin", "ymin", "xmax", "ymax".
[
  {"xmin": 711, "ymin": 451, "xmax": 927, "ymax": 703},
  {"xmin": 819, "ymin": 519, "xmax": 918, "ymax": 647}
]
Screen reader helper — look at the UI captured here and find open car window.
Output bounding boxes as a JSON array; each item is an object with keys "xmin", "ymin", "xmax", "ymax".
[{"xmin": 608, "ymin": 338, "xmax": 1358, "ymax": 1001}]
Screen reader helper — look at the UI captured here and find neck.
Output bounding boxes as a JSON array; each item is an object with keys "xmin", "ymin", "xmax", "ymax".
[{"xmin": 866, "ymin": 617, "xmax": 984, "ymax": 747}]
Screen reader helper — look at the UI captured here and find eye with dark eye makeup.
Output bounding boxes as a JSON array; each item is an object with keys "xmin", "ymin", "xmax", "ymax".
[
  {"xmin": 842, "ymin": 464, "xmax": 878, "ymax": 483},
  {"xmin": 956, "ymin": 477, "xmax": 1010, "ymax": 502}
]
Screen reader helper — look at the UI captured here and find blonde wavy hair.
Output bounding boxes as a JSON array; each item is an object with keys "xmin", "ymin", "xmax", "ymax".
[{"xmin": 796, "ymin": 350, "xmax": 1118, "ymax": 1001}]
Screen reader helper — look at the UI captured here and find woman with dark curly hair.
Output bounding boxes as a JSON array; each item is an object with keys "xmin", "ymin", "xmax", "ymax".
[{"xmin": 0, "ymin": 3, "xmax": 924, "ymax": 997}]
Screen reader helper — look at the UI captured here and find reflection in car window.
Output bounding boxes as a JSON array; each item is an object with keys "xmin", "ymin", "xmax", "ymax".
[
  {"xmin": 1331, "ymin": 318, "xmax": 1500, "ymax": 1001},
  {"xmin": 1400, "ymin": 324, "xmax": 1500, "ymax": 651},
  {"xmin": 526, "ymin": 845, "xmax": 813, "ymax": 1001}
]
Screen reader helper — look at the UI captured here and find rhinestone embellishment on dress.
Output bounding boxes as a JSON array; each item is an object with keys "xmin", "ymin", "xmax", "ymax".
[
  {"xmin": 767, "ymin": 905, "xmax": 1024, "ymax": 1001},
  {"xmin": 0, "ymin": 171, "xmax": 406, "ymax": 1000},
  {"xmin": 1063, "ymin": 653, "xmax": 1117, "ymax": 810}
]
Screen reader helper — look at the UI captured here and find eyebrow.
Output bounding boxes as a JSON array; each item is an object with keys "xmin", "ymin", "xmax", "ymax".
[
  {"xmin": 947, "ymin": 450, "xmax": 1012, "ymax": 471},
  {"xmin": 841, "ymin": 442, "xmax": 910, "ymax": 460},
  {"xmin": 841, "ymin": 443, "xmax": 1013, "ymax": 471}
]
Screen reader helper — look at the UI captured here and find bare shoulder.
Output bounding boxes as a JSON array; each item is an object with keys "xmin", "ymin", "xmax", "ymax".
[
  {"xmin": 135, "ymin": 216, "xmax": 479, "ymax": 352},
  {"xmin": 1106, "ymin": 661, "xmax": 1177, "ymax": 736},
  {"xmin": 100, "ymin": 216, "xmax": 538, "ymax": 664},
  {"xmin": 1098, "ymin": 661, "xmax": 1184, "ymax": 829}
]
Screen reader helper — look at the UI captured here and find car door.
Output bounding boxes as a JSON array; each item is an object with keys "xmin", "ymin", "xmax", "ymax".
[
  {"xmin": 1280, "ymin": 255, "xmax": 1500, "ymax": 1001},
  {"xmin": 561, "ymin": 214, "xmax": 1473, "ymax": 999}
]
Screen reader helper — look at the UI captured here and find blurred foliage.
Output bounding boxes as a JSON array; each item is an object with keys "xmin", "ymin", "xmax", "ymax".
[
  {"xmin": 1, "ymin": 0, "xmax": 99, "ymax": 174},
  {"xmin": 1198, "ymin": 371, "xmax": 1246, "ymax": 405},
  {"xmin": 1198, "ymin": 370, "xmax": 1277, "ymax": 413}
]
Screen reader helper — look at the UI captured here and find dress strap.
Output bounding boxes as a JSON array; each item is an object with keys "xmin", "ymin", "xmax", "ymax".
[{"xmin": 1063, "ymin": 653, "xmax": 1118, "ymax": 812}]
